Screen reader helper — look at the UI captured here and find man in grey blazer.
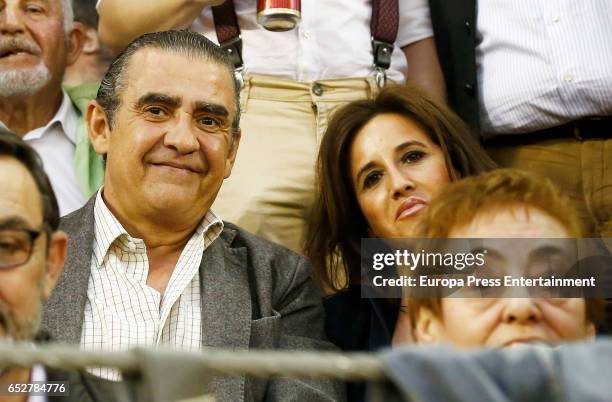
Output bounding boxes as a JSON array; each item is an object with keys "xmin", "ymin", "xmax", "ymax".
[{"xmin": 42, "ymin": 30, "xmax": 343, "ymax": 401}]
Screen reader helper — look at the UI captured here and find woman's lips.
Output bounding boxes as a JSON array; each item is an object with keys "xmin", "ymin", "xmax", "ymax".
[{"xmin": 396, "ymin": 197, "xmax": 427, "ymax": 221}]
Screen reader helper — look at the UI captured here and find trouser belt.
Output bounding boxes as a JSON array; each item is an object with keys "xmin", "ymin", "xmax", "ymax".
[{"xmin": 485, "ymin": 115, "xmax": 612, "ymax": 145}]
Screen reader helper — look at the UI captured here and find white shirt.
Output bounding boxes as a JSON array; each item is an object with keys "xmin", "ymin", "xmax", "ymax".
[
  {"xmin": 97, "ymin": 0, "xmax": 433, "ymax": 83},
  {"xmin": 0, "ymin": 91, "xmax": 86, "ymax": 216},
  {"xmin": 476, "ymin": 0, "xmax": 612, "ymax": 134},
  {"xmin": 80, "ymin": 190, "xmax": 224, "ymax": 380}
]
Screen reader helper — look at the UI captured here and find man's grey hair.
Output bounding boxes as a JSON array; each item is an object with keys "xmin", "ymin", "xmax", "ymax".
[{"xmin": 96, "ymin": 30, "xmax": 241, "ymax": 140}]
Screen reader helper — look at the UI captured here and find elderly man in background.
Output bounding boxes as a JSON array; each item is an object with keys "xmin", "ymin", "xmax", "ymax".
[
  {"xmin": 0, "ymin": 0, "xmax": 104, "ymax": 216},
  {"xmin": 0, "ymin": 129, "xmax": 110, "ymax": 402},
  {"xmin": 42, "ymin": 30, "xmax": 342, "ymax": 402}
]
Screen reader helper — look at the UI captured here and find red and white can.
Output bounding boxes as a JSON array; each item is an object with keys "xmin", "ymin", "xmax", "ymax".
[{"xmin": 257, "ymin": 0, "xmax": 301, "ymax": 32}]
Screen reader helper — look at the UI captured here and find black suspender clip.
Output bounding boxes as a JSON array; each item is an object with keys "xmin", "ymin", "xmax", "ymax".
[
  {"xmin": 372, "ymin": 39, "xmax": 394, "ymax": 88},
  {"xmin": 219, "ymin": 36, "xmax": 245, "ymax": 89},
  {"xmin": 220, "ymin": 35, "xmax": 244, "ymax": 70},
  {"xmin": 372, "ymin": 39, "xmax": 394, "ymax": 70}
]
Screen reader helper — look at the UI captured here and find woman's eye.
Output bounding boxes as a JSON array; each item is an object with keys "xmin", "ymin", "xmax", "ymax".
[
  {"xmin": 401, "ymin": 150, "xmax": 426, "ymax": 163},
  {"xmin": 363, "ymin": 171, "xmax": 382, "ymax": 189}
]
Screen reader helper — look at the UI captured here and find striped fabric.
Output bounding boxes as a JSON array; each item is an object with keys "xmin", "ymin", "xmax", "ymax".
[
  {"xmin": 81, "ymin": 190, "xmax": 223, "ymax": 380},
  {"xmin": 476, "ymin": 0, "xmax": 612, "ymax": 134}
]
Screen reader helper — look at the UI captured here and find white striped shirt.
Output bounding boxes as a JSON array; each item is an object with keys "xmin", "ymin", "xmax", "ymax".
[
  {"xmin": 476, "ymin": 0, "xmax": 612, "ymax": 134},
  {"xmin": 1, "ymin": 91, "xmax": 86, "ymax": 216},
  {"xmin": 81, "ymin": 190, "xmax": 223, "ymax": 380}
]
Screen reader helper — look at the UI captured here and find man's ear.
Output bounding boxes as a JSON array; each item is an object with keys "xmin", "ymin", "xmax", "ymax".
[
  {"xmin": 413, "ymin": 307, "xmax": 446, "ymax": 343},
  {"xmin": 80, "ymin": 25, "xmax": 101, "ymax": 55},
  {"xmin": 87, "ymin": 100, "xmax": 111, "ymax": 157},
  {"xmin": 65, "ymin": 22, "xmax": 86, "ymax": 66},
  {"xmin": 42, "ymin": 231, "xmax": 68, "ymax": 301},
  {"xmin": 224, "ymin": 128, "xmax": 241, "ymax": 179}
]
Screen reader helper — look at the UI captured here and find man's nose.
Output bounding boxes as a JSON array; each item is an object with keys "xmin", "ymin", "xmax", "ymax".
[
  {"xmin": 501, "ymin": 298, "xmax": 543, "ymax": 325},
  {"xmin": 0, "ymin": 6, "xmax": 26, "ymax": 35},
  {"xmin": 163, "ymin": 112, "xmax": 200, "ymax": 154}
]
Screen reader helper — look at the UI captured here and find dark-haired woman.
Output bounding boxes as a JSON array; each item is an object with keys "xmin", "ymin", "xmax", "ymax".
[{"xmin": 305, "ymin": 84, "xmax": 496, "ymax": 400}]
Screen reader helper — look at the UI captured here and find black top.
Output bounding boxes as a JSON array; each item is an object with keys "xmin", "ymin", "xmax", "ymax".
[{"xmin": 324, "ymin": 286, "xmax": 399, "ymax": 402}]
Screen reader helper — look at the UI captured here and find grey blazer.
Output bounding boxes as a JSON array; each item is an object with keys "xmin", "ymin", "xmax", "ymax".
[{"xmin": 42, "ymin": 196, "xmax": 344, "ymax": 402}]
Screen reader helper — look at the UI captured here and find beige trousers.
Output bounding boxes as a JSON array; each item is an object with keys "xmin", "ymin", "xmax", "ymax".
[
  {"xmin": 212, "ymin": 75, "xmax": 379, "ymax": 253},
  {"xmin": 486, "ymin": 136, "xmax": 612, "ymax": 239}
]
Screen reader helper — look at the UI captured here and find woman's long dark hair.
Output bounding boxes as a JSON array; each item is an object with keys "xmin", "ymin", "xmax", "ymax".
[{"xmin": 305, "ymin": 84, "xmax": 496, "ymax": 291}]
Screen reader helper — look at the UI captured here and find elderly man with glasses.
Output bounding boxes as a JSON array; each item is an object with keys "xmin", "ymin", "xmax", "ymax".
[{"xmin": 0, "ymin": 129, "xmax": 115, "ymax": 402}]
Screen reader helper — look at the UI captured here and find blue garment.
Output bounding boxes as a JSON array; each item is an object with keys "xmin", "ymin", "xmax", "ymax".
[{"xmin": 370, "ymin": 339, "xmax": 612, "ymax": 402}]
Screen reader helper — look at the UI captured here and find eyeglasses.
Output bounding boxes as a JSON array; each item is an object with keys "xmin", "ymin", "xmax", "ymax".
[{"xmin": 0, "ymin": 228, "xmax": 43, "ymax": 270}]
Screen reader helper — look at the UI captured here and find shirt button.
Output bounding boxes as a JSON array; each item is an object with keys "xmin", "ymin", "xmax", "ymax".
[
  {"xmin": 312, "ymin": 83, "xmax": 323, "ymax": 96},
  {"xmin": 303, "ymin": 31, "xmax": 311, "ymax": 39},
  {"xmin": 563, "ymin": 72, "xmax": 574, "ymax": 82},
  {"xmin": 551, "ymin": 15, "xmax": 560, "ymax": 23}
]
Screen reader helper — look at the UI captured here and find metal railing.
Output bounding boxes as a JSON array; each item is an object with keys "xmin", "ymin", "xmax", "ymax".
[{"xmin": 0, "ymin": 341, "xmax": 386, "ymax": 381}]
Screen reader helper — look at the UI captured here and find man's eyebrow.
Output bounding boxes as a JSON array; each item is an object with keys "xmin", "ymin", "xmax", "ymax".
[
  {"xmin": 193, "ymin": 102, "xmax": 229, "ymax": 118},
  {"xmin": 134, "ymin": 93, "xmax": 182, "ymax": 109},
  {"xmin": 25, "ymin": 0, "xmax": 50, "ymax": 7},
  {"xmin": 0, "ymin": 216, "xmax": 34, "ymax": 230}
]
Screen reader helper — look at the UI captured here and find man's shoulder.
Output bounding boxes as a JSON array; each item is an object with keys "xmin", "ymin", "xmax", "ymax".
[
  {"xmin": 220, "ymin": 222, "xmax": 307, "ymax": 261},
  {"xmin": 59, "ymin": 196, "xmax": 96, "ymax": 234},
  {"xmin": 218, "ymin": 222, "xmax": 313, "ymax": 284}
]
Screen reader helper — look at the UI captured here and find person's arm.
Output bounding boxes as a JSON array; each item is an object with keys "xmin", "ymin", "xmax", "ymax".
[
  {"xmin": 402, "ymin": 37, "xmax": 447, "ymax": 105},
  {"xmin": 396, "ymin": 0, "xmax": 447, "ymax": 104},
  {"xmin": 97, "ymin": 0, "xmax": 225, "ymax": 52}
]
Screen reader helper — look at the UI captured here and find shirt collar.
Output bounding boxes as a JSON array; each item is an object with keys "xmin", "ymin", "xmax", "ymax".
[
  {"xmin": 92, "ymin": 189, "xmax": 224, "ymax": 267},
  {"xmin": 93, "ymin": 189, "xmax": 128, "ymax": 266},
  {"xmin": 14, "ymin": 90, "xmax": 79, "ymax": 144}
]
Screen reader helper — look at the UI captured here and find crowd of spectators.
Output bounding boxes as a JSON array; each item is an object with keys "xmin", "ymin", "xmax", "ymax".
[{"xmin": 0, "ymin": 0, "xmax": 610, "ymax": 401}]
